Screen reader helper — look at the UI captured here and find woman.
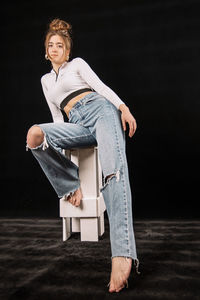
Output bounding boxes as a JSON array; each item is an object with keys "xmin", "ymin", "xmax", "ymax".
[{"xmin": 26, "ymin": 18, "xmax": 140, "ymax": 293}]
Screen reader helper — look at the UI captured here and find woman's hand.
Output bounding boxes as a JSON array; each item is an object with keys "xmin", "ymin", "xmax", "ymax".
[{"xmin": 119, "ymin": 104, "xmax": 137, "ymax": 138}]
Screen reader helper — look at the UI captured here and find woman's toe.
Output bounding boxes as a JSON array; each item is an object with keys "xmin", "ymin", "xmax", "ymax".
[
  {"xmin": 109, "ymin": 282, "xmax": 116, "ymax": 292},
  {"xmin": 75, "ymin": 199, "xmax": 80, "ymax": 206}
]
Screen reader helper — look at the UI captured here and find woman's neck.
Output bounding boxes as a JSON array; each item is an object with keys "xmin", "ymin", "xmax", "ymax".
[{"xmin": 52, "ymin": 61, "xmax": 66, "ymax": 74}]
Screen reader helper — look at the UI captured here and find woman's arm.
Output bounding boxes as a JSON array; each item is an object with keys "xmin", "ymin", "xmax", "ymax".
[
  {"xmin": 75, "ymin": 57, "xmax": 125, "ymax": 110},
  {"xmin": 76, "ymin": 57, "xmax": 137, "ymax": 138},
  {"xmin": 41, "ymin": 77, "xmax": 64, "ymax": 123}
]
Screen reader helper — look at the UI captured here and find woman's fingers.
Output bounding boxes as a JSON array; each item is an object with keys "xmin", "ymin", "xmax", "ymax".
[
  {"xmin": 122, "ymin": 117, "xmax": 126, "ymax": 131},
  {"xmin": 129, "ymin": 122, "xmax": 134, "ymax": 137},
  {"xmin": 131, "ymin": 118, "xmax": 137, "ymax": 136},
  {"xmin": 121, "ymin": 113, "xmax": 137, "ymax": 138}
]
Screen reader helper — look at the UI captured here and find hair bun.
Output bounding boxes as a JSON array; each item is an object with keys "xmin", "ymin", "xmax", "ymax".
[{"xmin": 49, "ymin": 18, "xmax": 72, "ymax": 36}]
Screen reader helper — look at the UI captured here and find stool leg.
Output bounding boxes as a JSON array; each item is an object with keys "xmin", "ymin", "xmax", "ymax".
[
  {"xmin": 63, "ymin": 217, "xmax": 71, "ymax": 241},
  {"xmin": 72, "ymin": 217, "xmax": 80, "ymax": 232},
  {"xmin": 80, "ymin": 218, "xmax": 98, "ymax": 241},
  {"xmin": 98, "ymin": 212, "xmax": 105, "ymax": 237}
]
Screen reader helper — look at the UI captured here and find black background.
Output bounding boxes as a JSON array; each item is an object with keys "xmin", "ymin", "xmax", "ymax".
[{"xmin": 1, "ymin": 0, "xmax": 200, "ymax": 218}]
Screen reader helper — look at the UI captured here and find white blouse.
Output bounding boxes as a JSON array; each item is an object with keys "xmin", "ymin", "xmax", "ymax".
[{"xmin": 41, "ymin": 57, "xmax": 125, "ymax": 122}]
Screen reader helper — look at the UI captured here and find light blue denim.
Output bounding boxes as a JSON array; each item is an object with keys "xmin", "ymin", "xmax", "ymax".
[{"xmin": 26, "ymin": 92, "xmax": 140, "ymax": 273}]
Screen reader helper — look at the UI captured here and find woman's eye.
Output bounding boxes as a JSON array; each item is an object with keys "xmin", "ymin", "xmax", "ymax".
[{"xmin": 58, "ymin": 45, "xmax": 63, "ymax": 48}]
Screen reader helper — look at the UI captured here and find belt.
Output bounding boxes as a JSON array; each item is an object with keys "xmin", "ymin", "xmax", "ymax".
[{"xmin": 60, "ymin": 88, "xmax": 93, "ymax": 110}]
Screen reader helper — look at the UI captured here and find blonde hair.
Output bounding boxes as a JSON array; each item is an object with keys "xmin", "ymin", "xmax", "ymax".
[{"xmin": 45, "ymin": 18, "xmax": 73, "ymax": 60}]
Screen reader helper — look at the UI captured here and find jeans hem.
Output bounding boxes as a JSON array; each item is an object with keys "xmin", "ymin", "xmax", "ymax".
[{"xmin": 59, "ymin": 180, "xmax": 81, "ymax": 199}]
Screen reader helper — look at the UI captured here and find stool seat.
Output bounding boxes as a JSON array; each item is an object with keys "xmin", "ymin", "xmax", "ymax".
[{"xmin": 59, "ymin": 146, "xmax": 106, "ymax": 242}]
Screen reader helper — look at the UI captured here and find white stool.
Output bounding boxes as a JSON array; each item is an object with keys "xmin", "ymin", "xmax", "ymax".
[{"xmin": 59, "ymin": 146, "xmax": 106, "ymax": 242}]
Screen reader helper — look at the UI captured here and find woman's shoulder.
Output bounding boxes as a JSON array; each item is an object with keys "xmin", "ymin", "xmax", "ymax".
[
  {"xmin": 71, "ymin": 56, "xmax": 87, "ymax": 64},
  {"xmin": 41, "ymin": 72, "xmax": 52, "ymax": 84}
]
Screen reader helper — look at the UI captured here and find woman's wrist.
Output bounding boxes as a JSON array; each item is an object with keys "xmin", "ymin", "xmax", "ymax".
[{"xmin": 119, "ymin": 103, "xmax": 129, "ymax": 112}]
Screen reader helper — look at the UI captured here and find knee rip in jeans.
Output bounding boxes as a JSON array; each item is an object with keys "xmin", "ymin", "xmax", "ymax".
[
  {"xmin": 101, "ymin": 170, "xmax": 120, "ymax": 191},
  {"xmin": 26, "ymin": 127, "xmax": 49, "ymax": 152}
]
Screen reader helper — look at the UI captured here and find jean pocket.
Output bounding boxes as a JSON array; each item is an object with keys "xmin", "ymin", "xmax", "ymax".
[
  {"xmin": 84, "ymin": 92, "xmax": 97, "ymax": 104},
  {"xmin": 85, "ymin": 98, "xmax": 94, "ymax": 105}
]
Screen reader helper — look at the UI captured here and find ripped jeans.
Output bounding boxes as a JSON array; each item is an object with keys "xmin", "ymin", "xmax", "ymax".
[{"xmin": 26, "ymin": 92, "xmax": 140, "ymax": 273}]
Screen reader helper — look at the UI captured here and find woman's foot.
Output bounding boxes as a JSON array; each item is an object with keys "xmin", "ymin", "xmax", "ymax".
[
  {"xmin": 66, "ymin": 187, "xmax": 83, "ymax": 207},
  {"xmin": 108, "ymin": 256, "xmax": 132, "ymax": 293}
]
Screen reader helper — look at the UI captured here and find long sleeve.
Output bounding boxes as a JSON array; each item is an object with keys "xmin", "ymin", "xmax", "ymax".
[
  {"xmin": 75, "ymin": 57, "xmax": 125, "ymax": 109},
  {"xmin": 41, "ymin": 77, "xmax": 64, "ymax": 123}
]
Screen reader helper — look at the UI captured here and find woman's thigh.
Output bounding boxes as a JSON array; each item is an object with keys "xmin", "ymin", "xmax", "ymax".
[
  {"xmin": 94, "ymin": 103, "xmax": 126, "ymax": 177},
  {"xmin": 37, "ymin": 122, "xmax": 97, "ymax": 150},
  {"xmin": 70, "ymin": 94, "xmax": 126, "ymax": 177}
]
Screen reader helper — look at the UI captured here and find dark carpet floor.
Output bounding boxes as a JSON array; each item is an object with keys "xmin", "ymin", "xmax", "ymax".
[{"xmin": 0, "ymin": 217, "xmax": 199, "ymax": 300}]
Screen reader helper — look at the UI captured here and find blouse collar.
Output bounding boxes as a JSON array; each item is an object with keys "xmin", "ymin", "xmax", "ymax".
[{"xmin": 51, "ymin": 61, "xmax": 68, "ymax": 74}]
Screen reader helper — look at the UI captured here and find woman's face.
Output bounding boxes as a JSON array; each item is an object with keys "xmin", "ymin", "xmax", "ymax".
[{"xmin": 47, "ymin": 34, "xmax": 69, "ymax": 64}]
